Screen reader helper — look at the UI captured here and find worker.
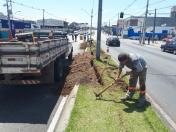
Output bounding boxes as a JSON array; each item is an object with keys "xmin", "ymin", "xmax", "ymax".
[
  {"xmin": 116, "ymin": 52, "xmax": 147, "ymax": 107},
  {"xmin": 148, "ymin": 36, "xmax": 151, "ymax": 45}
]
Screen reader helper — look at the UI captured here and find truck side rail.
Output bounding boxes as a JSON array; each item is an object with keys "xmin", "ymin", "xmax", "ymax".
[{"xmin": 0, "ymin": 38, "xmax": 70, "ymax": 74}]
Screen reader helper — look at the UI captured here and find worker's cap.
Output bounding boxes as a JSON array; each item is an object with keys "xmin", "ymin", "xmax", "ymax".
[{"xmin": 118, "ymin": 53, "xmax": 128, "ymax": 62}]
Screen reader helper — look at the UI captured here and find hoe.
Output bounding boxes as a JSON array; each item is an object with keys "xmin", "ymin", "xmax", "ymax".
[{"xmin": 94, "ymin": 73, "xmax": 128, "ymax": 99}]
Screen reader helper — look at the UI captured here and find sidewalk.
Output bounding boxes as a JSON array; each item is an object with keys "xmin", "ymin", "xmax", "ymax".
[{"xmin": 68, "ymin": 35, "xmax": 84, "ymax": 56}]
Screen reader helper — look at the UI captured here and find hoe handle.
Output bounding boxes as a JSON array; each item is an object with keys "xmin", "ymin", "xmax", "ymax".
[{"xmin": 97, "ymin": 83, "xmax": 114, "ymax": 96}]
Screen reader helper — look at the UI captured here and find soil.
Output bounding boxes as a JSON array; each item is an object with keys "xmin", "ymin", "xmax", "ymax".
[
  {"xmin": 61, "ymin": 52, "xmax": 128, "ymax": 95},
  {"xmin": 61, "ymin": 52, "xmax": 98, "ymax": 95}
]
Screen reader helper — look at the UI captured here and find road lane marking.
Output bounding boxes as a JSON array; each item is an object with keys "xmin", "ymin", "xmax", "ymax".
[{"xmin": 146, "ymin": 93, "xmax": 176, "ymax": 131}]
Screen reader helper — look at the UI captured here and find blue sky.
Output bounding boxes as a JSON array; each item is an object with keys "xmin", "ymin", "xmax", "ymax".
[{"xmin": 0, "ymin": 0, "xmax": 175, "ymax": 26}]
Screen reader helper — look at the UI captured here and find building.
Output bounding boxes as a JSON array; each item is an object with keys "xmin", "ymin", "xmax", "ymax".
[
  {"xmin": 171, "ymin": 5, "xmax": 176, "ymax": 18},
  {"xmin": 37, "ymin": 19, "xmax": 68, "ymax": 31},
  {"xmin": 0, "ymin": 12, "xmax": 7, "ymax": 19},
  {"xmin": 68, "ymin": 22, "xmax": 89, "ymax": 33},
  {"xmin": 123, "ymin": 16, "xmax": 176, "ymax": 39},
  {"xmin": 124, "ymin": 16, "xmax": 176, "ymax": 28}
]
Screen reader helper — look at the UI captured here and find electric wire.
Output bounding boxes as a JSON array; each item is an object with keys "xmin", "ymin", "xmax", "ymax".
[
  {"xmin": 123, "ymin": 0, "xmax": 138, "ymax": 12},
  {"xmin": 149, "ymin": 0, "xmax": 168, "ymax": 7},
  {"xmin": 11, "ymin": 0, "xmax": 42, "ymax": 11}
]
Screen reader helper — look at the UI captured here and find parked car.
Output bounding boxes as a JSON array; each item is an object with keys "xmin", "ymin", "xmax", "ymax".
[
  {"xmin": 160, "ymin": 40, "xmax": 176, "ymax": 55},
  {"xmin": 106, "ymin": 36, "xmax": 120, "ymax": 47},
  {"xmin": 162, "ymin": 37, "xmax": 172, "ymax": 43}
]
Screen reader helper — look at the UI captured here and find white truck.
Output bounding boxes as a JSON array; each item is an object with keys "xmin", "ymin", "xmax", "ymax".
[{"xmin": 0, "ymin": 31, "xmax": 73, "ymax": 84}]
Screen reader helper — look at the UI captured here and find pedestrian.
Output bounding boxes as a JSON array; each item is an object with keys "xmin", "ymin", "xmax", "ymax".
[
  {"xmin": 84, "ymin": 33, "xmax": 86, "ymax": 41},
  {"xmin": 74, "ymin": 34, "xmax": 78, "ymax": 42},
  {"xmin": 148, "ymin": 36, "xmax": 151, "ymax": 45},
  {"xmin": 87, "ymin": 33, "xmax": 89, "ymax": 41},
  {"xmin": 72, "ymin": 33, "xmax": 74, "ymax": 41},
  {"xmin": 116, "ymin": 52, "xmax": 147, "ymax": 107}
]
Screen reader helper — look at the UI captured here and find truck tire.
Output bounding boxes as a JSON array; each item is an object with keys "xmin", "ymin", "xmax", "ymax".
[
  {"xmin": 41, "ymin": 61, "xmax": 55, "ymax": 84},
  {"xmin": 54, "ymin": 55, "xmax": 65, "ymax": 82},
  {"xmin": 68, "ymin": 49, "xmax": 73, "ymax": 61}
]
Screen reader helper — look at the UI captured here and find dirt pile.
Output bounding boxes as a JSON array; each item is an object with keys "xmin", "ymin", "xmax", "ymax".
[
  {"xmin": 80, "ymin": 42, "xmax": 88, "ymax": 49},
  {"xmin": 61, "ymin": 53, "xmax": 98, "ymax": 95}
]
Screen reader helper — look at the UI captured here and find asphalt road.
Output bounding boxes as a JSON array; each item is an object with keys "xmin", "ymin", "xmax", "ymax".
[
  {"xmin": 0, "ymin": 38, "xmax": 80, "ymax": 132},
  {"xmin": 0, "ymin": 83, "xmax": 63, "ymax": 132},
  {"xmin": 98, "ymin": 33, "xmax": 176, "ymax": 124}
]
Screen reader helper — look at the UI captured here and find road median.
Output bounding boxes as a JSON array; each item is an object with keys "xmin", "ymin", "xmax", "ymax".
[{"xmin": 56, "ymin": 44, "xmax": 169, "ymax": 132}]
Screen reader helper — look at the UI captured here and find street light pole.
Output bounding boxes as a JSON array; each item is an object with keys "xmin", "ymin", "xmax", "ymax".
[
  {"xmin": 117, "ymin": 13, "xmax": 119, "ymax": 36},
  {"xmin": 152, "ymin": 8, "xmax": 156, "ymax": 43},
  {"xmin": 6, "ymin": 0, "xmax": 11, "ymax": 33},
  {"xmin": 96, "ymin": 0, "xmax": 103, "ymax": 60},
  {"xmin": 109, "ymin": 19, "xmax": 111, "ymax": 35},
  {"xmin": 42, "ymin": 9, "xmax": 45, "ymax": 27},
  {"xmin": 141, "ymin": 0, "xmax": 149, "ymax": 44},
  {"xmin": 90, "ymin": 8, "xmax": 93, "ymax": 40}
]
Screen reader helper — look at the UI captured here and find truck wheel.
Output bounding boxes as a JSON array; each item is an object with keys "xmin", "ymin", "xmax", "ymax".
[
  {"xmin": 68, "ymin": 50, "xmax": 73, "ymax": 61},
  {"xmin": 41, "ymin": 61, "xmax": 55, "ymax": 84},
  {"xmin": 161, "ymin": 48, "xmax": 165, "ymax": 52},
  {"xmin": 58, "ymin": 60, "xmax": 63, "ymax": 79},
  {"xmin": 54, "ymin": 58, "xmax": 64, "ymax": 82}
]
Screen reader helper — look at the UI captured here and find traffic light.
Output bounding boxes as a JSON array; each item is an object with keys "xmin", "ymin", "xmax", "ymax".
[{"xmin": 120, "ymin": 12, "xmax": 124, "ymax": 18}]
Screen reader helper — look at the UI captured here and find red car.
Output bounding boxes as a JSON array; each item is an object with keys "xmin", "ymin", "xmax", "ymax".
[{"xmin": 162, "ymin": 36, "xmax": 173, "ymax": 43}]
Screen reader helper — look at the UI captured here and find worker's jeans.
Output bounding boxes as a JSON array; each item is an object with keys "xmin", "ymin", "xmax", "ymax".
[{"xmin": 129, "ymin": 68, "xmax": 147, "ymax": 92}]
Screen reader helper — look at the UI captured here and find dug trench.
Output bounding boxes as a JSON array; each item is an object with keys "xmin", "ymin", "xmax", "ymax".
[{"xmin": 60, "ymin": 52, "xmax": 128, "ymax": 97}]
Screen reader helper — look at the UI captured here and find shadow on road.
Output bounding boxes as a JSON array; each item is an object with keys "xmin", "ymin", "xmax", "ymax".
[{"xmin": 0, "ymin": 59, "xmax": 72, "ymax": 124}]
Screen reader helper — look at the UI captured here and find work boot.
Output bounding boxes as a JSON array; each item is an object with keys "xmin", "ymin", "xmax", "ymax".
[
  {"xmin": 120, "ymin": 90, "xmax": 134, "ymax": 101},
  {"xmin": 137, "ymin": 96, "xmax": 147, "ymax": 108}
]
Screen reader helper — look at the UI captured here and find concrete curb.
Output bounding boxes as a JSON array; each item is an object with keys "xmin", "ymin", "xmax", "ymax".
[
  {"xmin": 47, "ymin": 96, "xmax": 68, "ymax": 132},
  {"xmin": 111, "ymin": 56, "xmax": 176, "ymax": 131},
  {"xmin": 54, "ymin": 84, "xmax": 79, "ymax": 132}
]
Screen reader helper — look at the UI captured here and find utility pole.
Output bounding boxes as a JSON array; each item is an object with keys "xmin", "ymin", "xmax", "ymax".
[
  {"xmin": 152, "ymin": 8, "xmax": 156, "ymax": 43},
  {"xmin": 90, "ymin": 8, "xmax": 93, "ymax": 40},
  {"xmin": 117, "ymin": 13, "xmax": 119, "ymax": 36},
  {"xmin": 6, "ymin": 0, "xmax": 12, "ymax": 33},
  {"xmin": 109, "ymin": 19, "xmax": 111, "ymax": 35},
  {"xmin": 42, "ymin": 9, "xmax": 45, "ymax": 27},
  {"xmin": 141, "ymin": 0, "xmax": 149, "ymax": 44},
  {"xmin": 96, "ymin": 0, "xmax": 103, "ymax": 60}
]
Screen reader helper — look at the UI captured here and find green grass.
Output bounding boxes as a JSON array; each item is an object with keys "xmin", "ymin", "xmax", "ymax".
[{"xmin": 65, "ymin": 55, "xmax": 169, "ymax": 132}]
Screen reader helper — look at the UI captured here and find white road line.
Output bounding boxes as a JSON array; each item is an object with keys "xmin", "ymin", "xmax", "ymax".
[
  {"xmin": 146, "ymin": 93, "xmax": 176, "ymax": 131},
  {"xmin": 47, "ymin": 96, "xmax": 68, "ymax": 132}
]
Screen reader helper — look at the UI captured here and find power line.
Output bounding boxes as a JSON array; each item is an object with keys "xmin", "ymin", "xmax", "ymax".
[
  {"xmin": 137, "ymin": 0, "xmax": 168, "ymax": 12},
  {"xmin": 45, "ymin": 11, "xmax": 65, "ymax": 20},
  {"xmin": 149, "ymin": 5, "xmax": 173, "ymax": 11},
  {"xmin": 10, "ymin": 0, "xmax": 64, "ymax": 20},
  {"xmin": 11, "ymin": 0, "xmax": 42, "ymax": 11},
  {"xmin": 157, "ymin": 5, "xmax": 173, "ymax": 10},
  {"xmin": 149, "ymin": 0, "xmax": 167, "ymax": 7},
  {"xmin": 123, "ymin": 0, "xmax": 138, "ymax": 12}
]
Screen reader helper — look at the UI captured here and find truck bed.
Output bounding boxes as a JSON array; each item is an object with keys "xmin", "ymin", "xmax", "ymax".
[{"xmin": 0, "ymin": 38, "xmax": 70, "ymax": 74}]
